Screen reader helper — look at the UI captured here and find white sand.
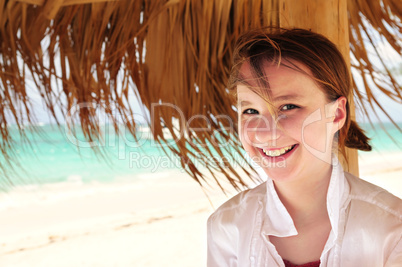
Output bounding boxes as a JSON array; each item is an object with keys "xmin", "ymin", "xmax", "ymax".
[{"xmin": 0, "ymin": 152, "xmax": 401, "ymax": 267}]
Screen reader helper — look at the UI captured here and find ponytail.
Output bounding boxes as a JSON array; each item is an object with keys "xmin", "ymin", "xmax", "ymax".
[{"xmin": 344, "ymin": 120, "xmax": 372, "ymax": 151}]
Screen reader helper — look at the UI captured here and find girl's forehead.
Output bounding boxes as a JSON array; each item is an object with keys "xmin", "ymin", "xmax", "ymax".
[
  {"xmin": 238, "ymin": 61, "xmax": 316, "ymax": 93},
  {"xmin": 238, "ymin": 58, "xmax": 312, "ymax": 79}
]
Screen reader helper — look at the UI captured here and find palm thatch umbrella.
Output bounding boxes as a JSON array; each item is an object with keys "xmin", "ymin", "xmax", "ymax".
[{"xmin": 1, "ymin": 0, "xmax": 401, "ymax": 191}]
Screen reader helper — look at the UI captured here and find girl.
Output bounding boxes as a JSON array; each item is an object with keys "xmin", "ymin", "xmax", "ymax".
[{"xmin": 207, "ymin": 28, "xmax": 402, "ymax": 267}]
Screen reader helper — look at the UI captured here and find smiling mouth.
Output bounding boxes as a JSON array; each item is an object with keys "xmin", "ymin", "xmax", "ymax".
[{"xmin": 261, "ymin": 145, "xmax": 297, "ymax": 157}]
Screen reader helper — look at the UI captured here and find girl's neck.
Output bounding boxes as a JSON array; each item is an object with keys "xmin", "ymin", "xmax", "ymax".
[{"xmin": 273, "ymin": 163, "xmax": 332, "ymax": 228}]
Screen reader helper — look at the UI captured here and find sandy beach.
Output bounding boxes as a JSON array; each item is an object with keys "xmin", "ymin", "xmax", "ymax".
[{"xmin": 0, "ymin": 151, "xmax": 401, "ymax": 267}]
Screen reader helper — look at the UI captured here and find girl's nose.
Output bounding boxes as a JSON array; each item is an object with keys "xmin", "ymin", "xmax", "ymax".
[{"xmin": 241, "ymin": 115, "xmax": 282, "ymax": 147}]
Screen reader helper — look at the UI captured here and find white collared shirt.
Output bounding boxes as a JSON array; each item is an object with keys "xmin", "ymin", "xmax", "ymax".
[{"xmin": 207, "ymin": 158, "xmax": 402, "ymax": 267}]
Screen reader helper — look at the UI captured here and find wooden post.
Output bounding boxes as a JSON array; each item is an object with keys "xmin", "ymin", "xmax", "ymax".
[{"xmin": 278, "ymin": 0, "xmax": 359, "ymax": 176}]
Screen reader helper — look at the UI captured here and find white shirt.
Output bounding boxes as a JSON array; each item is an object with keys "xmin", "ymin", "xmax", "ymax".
[{"xmin": 207, "ymin": 158, "xmax": 402, "ymax": 266}]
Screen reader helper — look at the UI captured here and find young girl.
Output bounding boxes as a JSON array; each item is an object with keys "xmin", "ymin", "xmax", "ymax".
[{"xmin": 207, "ymin": 28, "xmax": 402, "ymax": 267}]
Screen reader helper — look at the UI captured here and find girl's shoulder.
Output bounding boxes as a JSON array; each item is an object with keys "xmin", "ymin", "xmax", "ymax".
[
  {"xmin": 342, "ymin": 172, "xmax": 401, "ymax": 265},
  {"xmin": 208, "ymin": 181, "xmax": 267, "ymax": 223},
  {"xmin": 344, "ymin": 172, "xmax": 402, "ymax": 222}
]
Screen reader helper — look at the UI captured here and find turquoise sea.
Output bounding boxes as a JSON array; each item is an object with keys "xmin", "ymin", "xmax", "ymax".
[{"xmin": 0, "ymin": 122, "xmax": 401, "ymax": 192}]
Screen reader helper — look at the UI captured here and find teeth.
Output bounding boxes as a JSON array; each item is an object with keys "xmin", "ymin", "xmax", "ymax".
[{"xmin": 262, "ymin": 145, "xmax": 294, "ymax": 157}]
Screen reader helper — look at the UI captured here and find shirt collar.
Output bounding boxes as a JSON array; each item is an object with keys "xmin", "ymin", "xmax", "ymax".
[{"xmin": 260, "ymin": 156, "xmax": 350, "ymax": 239}]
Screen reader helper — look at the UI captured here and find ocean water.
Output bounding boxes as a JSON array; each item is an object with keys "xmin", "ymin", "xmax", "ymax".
[
  {"xmin": 359, "ymin": 122, "xmax": 402, "ymax": 153},
  {"xmin": 0, "ymin": 124, "xmax": 187, "ymax": 192},
  {"xmin": 0, "ymin": 122, "xmax": 401, "ymax": 192}
]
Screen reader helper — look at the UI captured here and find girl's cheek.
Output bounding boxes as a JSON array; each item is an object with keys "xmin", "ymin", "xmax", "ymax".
[
  {"xmin": 277, "ymin": 116, "xmax": 303, "ymax": 139},
  {"xmin": 239, "ymin": 121, "xmax": 255, "ymax": 145},
  {"xmin": 240, "ymin": 118, "xmax": 271, "ymax": 147},
  {"xmin": 300, "ymin": 116, "xmax": 332, "ymax": 152}
]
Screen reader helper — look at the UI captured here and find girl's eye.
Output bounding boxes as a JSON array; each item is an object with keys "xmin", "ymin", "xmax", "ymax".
[
  {"xmin": 281, "ymin": 104, "xmax": 299, "ymax": 111},
  {"xmin": 242, "ymin": 108, "xmax": 259, "ymax": 115}
]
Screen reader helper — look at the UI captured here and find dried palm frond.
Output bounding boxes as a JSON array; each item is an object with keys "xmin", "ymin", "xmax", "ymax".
[
  {"xmin": 348, "ymin": 0, "xmax": 402, "ymax": 127},
  {"xmin": 0, "ymin": 0, "xmax": 401, "ymax": 190}
]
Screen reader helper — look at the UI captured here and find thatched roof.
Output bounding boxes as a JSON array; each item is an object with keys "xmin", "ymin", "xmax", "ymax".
[{"xmin": 1, "ymin": 0, "xmax": 401, "ymax": 190}]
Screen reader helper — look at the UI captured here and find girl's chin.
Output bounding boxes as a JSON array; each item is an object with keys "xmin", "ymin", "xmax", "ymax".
[
  {"xmin": 258, "ymin": 154, "xmax": 300, "ymax": 178},
  {"xmin": 261, "ymin": 166, "xmax": 294, "ymax": 180}
]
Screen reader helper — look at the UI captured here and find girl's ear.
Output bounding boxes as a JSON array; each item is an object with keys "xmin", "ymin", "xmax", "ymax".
[{"xmin": 333, "ymin": 96, "xmax": 347, "ymax": 132}]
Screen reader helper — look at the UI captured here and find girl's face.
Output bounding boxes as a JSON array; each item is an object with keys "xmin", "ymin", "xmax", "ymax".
[{"xmin": 237, "ymin": 60, "xmax": 346, "ymax": 182}]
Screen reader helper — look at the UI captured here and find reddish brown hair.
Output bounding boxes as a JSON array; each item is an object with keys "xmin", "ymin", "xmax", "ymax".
[{"xmin": 228, "ymin": 28, "xmax": 371, "ymax": 157}]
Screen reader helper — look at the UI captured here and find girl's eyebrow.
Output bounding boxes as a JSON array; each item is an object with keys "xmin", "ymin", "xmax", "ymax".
[
  {"xmin": 238, "ymin": 95, "xmax": 301, "ymax": 106},
  {"xmin": 238, "ymin": 100, "xmax": 253, "ymax": 106},
  {"xmin": 273, "ymin": 94, "xmax": 302, "ymax": 102}
]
